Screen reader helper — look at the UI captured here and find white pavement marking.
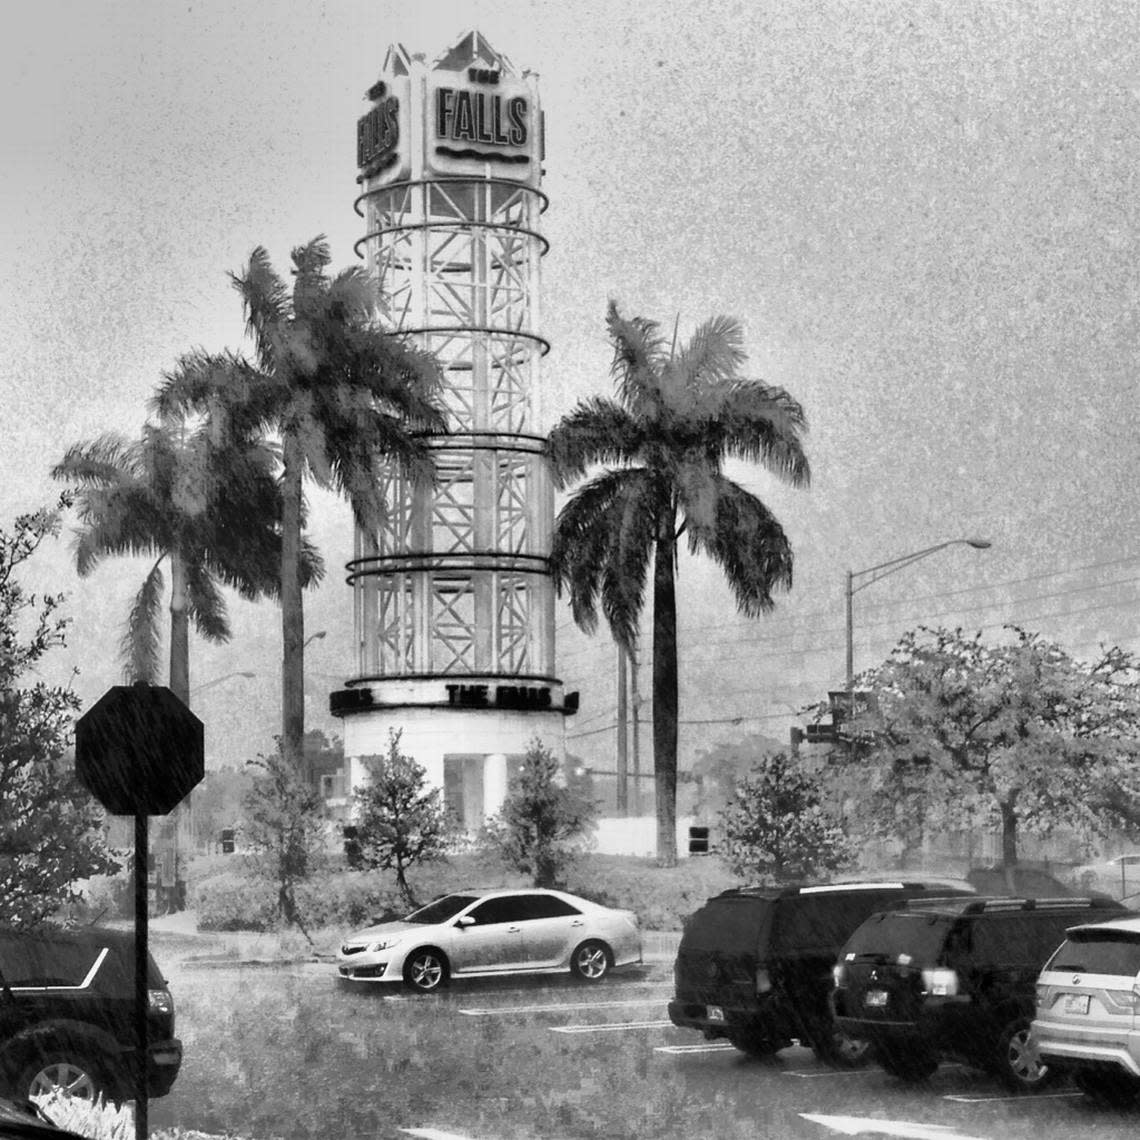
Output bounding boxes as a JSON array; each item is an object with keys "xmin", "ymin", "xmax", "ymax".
[
  {"xmin": 550, "ymin": 1019, "xmax": 674, "ymax": 1033},
  {"xmin": 460, "ymin": 998, "xmax": 665, "ymax": 1016},
  {"xmin": 401, "ymin": 1129, "xmax": 481, "ymax": 1140},
  {"xmin": 655, "ymin": 1042, "xmax": 736, "ymax": 1054},
  {"xmin": 943, "ymin": 1091, "xmax": 1081, "ymax": 1103},
  {"xmin": 784, "ymin": 1067, "xmax": 880, "ymax": 1080},
  {"xmin": 800, "ymin": 1114, "xmax": 989, "ymax": 1139}
]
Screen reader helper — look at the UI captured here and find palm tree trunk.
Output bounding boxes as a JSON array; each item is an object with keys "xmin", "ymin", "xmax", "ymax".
[
  {"xmin": 281, "ymin": 432, "xmax": 307, "ymax": 780},
  {"xmin": 168, "ymin": 549, "xmax": 190, "ymax": 704},
  {"xmin": 653, "ymin": 505, "xmax": 679, "ymax": 866}
]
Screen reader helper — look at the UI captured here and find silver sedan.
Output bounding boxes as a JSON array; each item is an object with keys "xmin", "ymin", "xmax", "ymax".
[{"xmin": 336, "ymin": 887, "xmax": 642, "ymax": 992}]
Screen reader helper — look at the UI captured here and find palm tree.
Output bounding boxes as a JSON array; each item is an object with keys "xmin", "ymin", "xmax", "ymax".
[
  {"xmin": 152, "ymin": 235, "xmax": 444, "ymax": 778},
  {"xmin": 549, "ymin": 302, "xmax": 811, "ymax": 865},
  {"xmin": 52, "ymin": 416, "xmax": 319, "ymax": 703}
]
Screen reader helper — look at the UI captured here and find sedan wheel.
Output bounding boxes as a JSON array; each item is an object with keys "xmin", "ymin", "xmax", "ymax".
[
  {"xmin": 571, "ymin": 940, "xmax": 611, "ymax": 981},
  {"xmin": 403, "ymin": 949, "xmax": 448, "ymax": 993}
]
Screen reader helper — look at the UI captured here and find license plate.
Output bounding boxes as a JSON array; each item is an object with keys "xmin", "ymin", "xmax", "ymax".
[
  {"xmin": 1063, "ymin": 993, "xmax": 1090, "ymax": 1015},
  {"xmin": 864, "ymin": 989, "xmax": 889, "ymax": 1008},
  {"xmin": 707, "ymin": 1005, "xmax": 725, "ymax": 1021}
]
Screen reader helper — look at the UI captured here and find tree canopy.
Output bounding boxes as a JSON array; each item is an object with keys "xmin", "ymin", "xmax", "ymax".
[{"xmin": 841, "ymin": 625, "xmax": 1140, "ymax": 866}]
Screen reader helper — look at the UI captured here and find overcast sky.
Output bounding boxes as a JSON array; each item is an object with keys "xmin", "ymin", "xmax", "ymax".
[{"xmin": 2, "ymin": 1, "xmax": 1137, "ymax": 771}]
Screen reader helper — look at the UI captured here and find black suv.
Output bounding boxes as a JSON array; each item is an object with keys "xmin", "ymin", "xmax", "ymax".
[
  {"xmin": 668, "ymin": 880, "xmax": 974, "ymax": 1066},
  {"xmin": 832, "ymin": 895, "xmax": 1126, "ymax": 1089},
  {"xmin": 0, "ymin": 925, "xmax": 181, "ymax": 1104}
]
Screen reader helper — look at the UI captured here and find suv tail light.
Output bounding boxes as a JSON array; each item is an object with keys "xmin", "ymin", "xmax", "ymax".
[
  {"xmin": 756, "ymin": 968, "xmax": 772, "ymax": 994},
  {"xmin": 921, "ymin": 968, "xmax": 959, "ymax": 997},
  {"xmin": 148, "ymin": 989, "xmax": 174, "ymax": 1017}
]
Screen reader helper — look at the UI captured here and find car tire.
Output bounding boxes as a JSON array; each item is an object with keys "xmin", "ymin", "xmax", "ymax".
[
  {"xmin": 876, "ymin": 1042, "xmax": 939, "ymax": 1081},
  {"xmin": 18, "ymin": 1050, "xmax": 112, "ymax": 1104},
  {"xmin": 810, "ymin": 1026, "xmax": 873, "ymax": 1069},
  {"xmin": 570, "ymin": 940, "xmax": 611, "ymax": 982},
  {"xmin": 995, "ymin": 1016, "xmax": 1056, "ymax": 1091},
  {"xmin": 726, "ymin": 1030, "xmax": 780, "ymax": 1057},
  {"xmin": 402, "ymin": 948, "xmax": 449, "ymax": 993},
  {"xmin": 1073, "ymin": 1069, "xmax": 1140, "ymax": 1105}
]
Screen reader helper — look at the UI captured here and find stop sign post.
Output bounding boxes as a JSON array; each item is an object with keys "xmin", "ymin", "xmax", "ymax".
[{"xmin": 76, "ymin": 683, "xmax": 204, "ymax": 1140}]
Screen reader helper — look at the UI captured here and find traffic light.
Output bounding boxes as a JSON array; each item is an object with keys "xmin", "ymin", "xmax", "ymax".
[
  {"xmin": 688, "ymin": 826, "xmax": 710, "ymax": 856},
  {"xmin": 220, "ymin": 828, "xmax": 235, "ymax": 855}
]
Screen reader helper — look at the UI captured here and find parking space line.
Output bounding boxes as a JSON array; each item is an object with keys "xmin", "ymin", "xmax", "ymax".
[
  {"xmin": 550, "ymin": 1019, "xmax": 673, "ymax": 1033},
  {"xmin": 942, "ymin": 1091, "xmax": 1081, "ymax": 1103},
  {"xmin": 401, "ymin": 1129, "xmax": 480, "ymax": 1140},
  {"xmin": 460, "ymin": 998, "xmax": 665, "ymax": 1016},
  {"xmin": 783, "ymin": 1067, "xmax": 880, "ymax": 1079},
  {"xmin": 655, "ymin": 1042, "xmax": 737, "ymax": 1054}
]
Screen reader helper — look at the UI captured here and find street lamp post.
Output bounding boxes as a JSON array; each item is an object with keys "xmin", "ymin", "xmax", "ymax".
[
  {"xmin": 845, "ymin": 538, "xmax": 992, "ymax": 689},
  {"xmin": 191, "ymin": 670, "xmax": 256, "ymax": 697}
]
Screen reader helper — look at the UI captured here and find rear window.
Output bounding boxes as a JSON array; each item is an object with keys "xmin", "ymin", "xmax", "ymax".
[
  {"xmin": 771, "ymin": 890, "xmax": 921, "ymax": 956},
  {"xmin": 1047, "ymin": 930, "xmax": 1140, "ymax": 976},
  {"xmin": 841, "ymin": 911, "xmax": 952, "ymax": 961},
  {"xmin": 681, "ymin": 897, "xmax": 771, "ymax": 953}
]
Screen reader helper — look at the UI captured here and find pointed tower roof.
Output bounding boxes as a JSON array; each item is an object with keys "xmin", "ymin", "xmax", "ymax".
[{"xmin": 432, "ymin": 30, "xmax": 516, "ymax": 76}]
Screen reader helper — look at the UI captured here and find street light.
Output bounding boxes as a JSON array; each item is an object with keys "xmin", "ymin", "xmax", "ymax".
[
  {"xmin": 191, "ymin": 671, "xmax": 256, "ymax": 696},
  {"xmin": 845, "ymin": 538, "xmax": 992, "ymax": 688}
]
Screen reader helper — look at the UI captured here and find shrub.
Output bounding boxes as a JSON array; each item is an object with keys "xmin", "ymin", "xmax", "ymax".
[{"xmin": 193, "ymin": 871, "xmax": 278, "ymax": 932}]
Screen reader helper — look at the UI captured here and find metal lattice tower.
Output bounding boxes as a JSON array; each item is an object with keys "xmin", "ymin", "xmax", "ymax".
[{"xmin": 334, "ymin": 32, "xmax": 571, "ymax": 825}]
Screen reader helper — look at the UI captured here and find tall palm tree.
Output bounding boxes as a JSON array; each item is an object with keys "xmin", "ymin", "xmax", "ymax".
[
  {"xmin": 549, "ymin": 302, "xmax": 811, "ymax": 865},
  {"xmin": 52, "ymin": 416, "xmax": 319, "ymax": 702},
  {"xmin": 153, "ymin": 235, "xmax": 444, "ymax": 777}
]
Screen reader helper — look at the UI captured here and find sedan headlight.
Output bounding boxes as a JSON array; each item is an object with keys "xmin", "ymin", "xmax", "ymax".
[{"xmin": 367, "ymin": 938, "xmax": 401, "ymax": 953}]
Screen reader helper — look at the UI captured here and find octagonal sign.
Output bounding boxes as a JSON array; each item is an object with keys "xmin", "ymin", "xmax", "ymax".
[{"xmin": 76, "ymin": 683, "xmax": 204, "ymax": 815}]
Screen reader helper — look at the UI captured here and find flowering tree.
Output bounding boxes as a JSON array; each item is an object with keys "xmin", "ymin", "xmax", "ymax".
[
  {"xmin": 718, "ymin": 751, "xmax": 854, "ymax": 883},
  {"xmin": 843, "ymin": 625, "xmax": 1140, "ymax": 866}
]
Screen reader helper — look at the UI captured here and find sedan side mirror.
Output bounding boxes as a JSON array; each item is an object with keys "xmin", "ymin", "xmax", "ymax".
[{"xmin": 455, "ymin": 915, "xmax": 475, "ymax": 928}]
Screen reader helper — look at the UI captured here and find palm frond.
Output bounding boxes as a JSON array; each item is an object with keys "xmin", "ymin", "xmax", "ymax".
[
  {"xmin": 547, "ymin": 397, "xmax": 645, "ymax": 488},
  {"xmin": 52, "ymin": 435, "xmax": 135, "ymax": 487},
  {"xmin": 121, "ymin": 559, "xmax": 165, "ymax": 683},
  {"xmin": 185, "ymin": 561, "xmax": 230, "ymax": 643},
  {"xmin": 232, "ymin": 246, "xmax": 290, "ymax": 371},
  {"xmin": 683, "ymin": 475, "xmax": 794, "ymax": 615},
  {"xmin": 699, "ymin": 381, "xmax": 811, "ymax": 487},
  {"xmin": 605, "ymin": 301, "xmax": 669, "ymax": 418}
]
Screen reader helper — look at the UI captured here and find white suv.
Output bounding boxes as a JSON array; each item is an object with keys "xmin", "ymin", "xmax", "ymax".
[{"xmin": 1030, "ymin": 914, "xmax": 1140, "ymax": 1104}]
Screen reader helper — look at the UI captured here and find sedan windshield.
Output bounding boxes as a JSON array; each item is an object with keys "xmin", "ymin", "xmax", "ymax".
[{"xmin": 404, "ymin": 894, "xmax": 480, "ymax": 924}]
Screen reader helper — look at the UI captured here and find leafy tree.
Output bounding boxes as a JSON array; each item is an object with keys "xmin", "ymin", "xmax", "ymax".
[
  {"xmin": 241, "ymin": 741, "xmax": 328, "ymax": 936},
  {"xmin": 52, "ymin": 417, "xmax": 318, "ymax": 701},
  {"xmin": 482, "ymin": 738, "xmax": 596, "ymax": 888},
  {"xmin": 718, "ymin": 752, "xmax": 854, "ymax": 883},
  {"xmin": 549, "ymin": 303, "xmax": 810, "ymax": 864},
  {"xmin": 842, "ymin": 625, "xmax": 1140, "ymax": 867},
  {"xmin": 0, "ymin": 498, "xmax": 119, "ymax": 927},
  {"xmin": 352, "ymin": 729, "xmax": 453, "ymax": 908},
  {"xmin": 153, "ymin": 236, "xmax": 444, "ymax": 777}
]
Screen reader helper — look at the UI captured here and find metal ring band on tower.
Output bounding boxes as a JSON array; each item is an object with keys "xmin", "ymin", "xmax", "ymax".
[
  {"xmin": 354, "ymin": 219, "xmax": 550, "ymax": 261},
  {"xmin": 354, "ymin": 176, "xmax": 550, "ymax": 217}
]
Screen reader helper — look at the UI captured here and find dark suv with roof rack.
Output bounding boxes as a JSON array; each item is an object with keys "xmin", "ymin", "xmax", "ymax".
[
  {"xmin": 668, "ymin": 880, "xmax": 975, "ymax": 1067},
  {"xmin": 0, "ymin": 925, "xmax": 181, "ymax": 1105},
  {"xmin": 831, "ymin": 895, "xmax": 1126, "ymax": 1089}
]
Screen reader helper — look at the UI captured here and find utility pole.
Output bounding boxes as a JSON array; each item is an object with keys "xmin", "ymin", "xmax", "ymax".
[{"xmin": 616, "ymin": 644, "xmax": 629, "ymax": 813}]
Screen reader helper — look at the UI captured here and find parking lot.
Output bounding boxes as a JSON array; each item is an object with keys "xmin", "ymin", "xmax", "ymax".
[{"xmin": 156, "ymin": 958, "xmax": 1140, "ymax": 1140}]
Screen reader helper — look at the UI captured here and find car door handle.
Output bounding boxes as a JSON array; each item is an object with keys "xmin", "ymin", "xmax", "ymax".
[
  {"xmin": 570, "ymin": 920, "xmax": 584, "ymax": 927},
  {"xmin": 507, "ymin": 926, "xmax": 521, "ymax": 933}
]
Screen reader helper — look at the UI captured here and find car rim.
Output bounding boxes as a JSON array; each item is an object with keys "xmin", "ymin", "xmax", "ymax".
[
  {"xmin": 578, "ymin": 946, "xmax": 606, "ymax": 978},
  {"xmin": 411, "ymin": 956, "xmax": 441, "ymax": 989},
  {"xmin": 1008, "ymin": 1028, "xmax": 1044, "ymax": 1083},
  {"xmin": 30, "ymin": 1062, "xmax": 97, "ymax": 1100}
]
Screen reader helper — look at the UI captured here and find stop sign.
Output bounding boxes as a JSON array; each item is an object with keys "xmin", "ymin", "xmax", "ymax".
[{"xmin": 76, "ymin": 683, "xmax": 204, "ymax": 815}]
